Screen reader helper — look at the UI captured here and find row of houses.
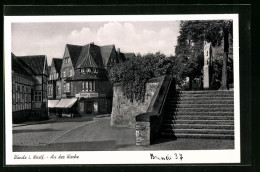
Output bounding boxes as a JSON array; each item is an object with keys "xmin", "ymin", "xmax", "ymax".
[{"xmin": 12, "ymin": 42, "xmax": 135, "ymax": 122}]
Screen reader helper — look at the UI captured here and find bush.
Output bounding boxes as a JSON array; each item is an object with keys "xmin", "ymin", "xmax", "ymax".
[{"xmin": 109, "ymin": 53, "xmax": 174, "ymax": 102}]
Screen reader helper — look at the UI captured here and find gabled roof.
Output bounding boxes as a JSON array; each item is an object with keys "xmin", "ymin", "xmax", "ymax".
[
  {"xmin": 16, "ymin": 55, "xmax": 46, "ymax": 75},
  {"xmin": 47, "ymin": 66, "xmax": 51, "ymax": 76},
  {"xmin": 124, "ymin": 53, "xmax": 136, "ymax": 60},
  {"xmin": 100, "ymin": 45, "xmax": 114, "ymax": 66},
  {"xmin": 53, "ymin": 58, "xmax": 63, "ymax": 75},
  {"xmin": 76, "ymin": 43, "xmax": 104, "ymax": 69},
  {"xmin": 66, "ymin": 44, "xmax": 82, "ymax": 68},
  {"xmin": 11, "ymin": 53, "xmax": 34, "ymax": 77}
]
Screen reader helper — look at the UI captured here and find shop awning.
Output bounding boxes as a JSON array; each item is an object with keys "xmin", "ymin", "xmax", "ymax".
[
  {"xmin": 48, "ymin": 100, "xmax": 60, "ymax": 108},
  {"xmin": 54, "ymin": 98, "xmax": 78, "ymax": 108}
]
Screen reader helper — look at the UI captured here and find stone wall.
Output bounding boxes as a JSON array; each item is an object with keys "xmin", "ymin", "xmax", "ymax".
[{"xmin": 110, "ymin": 76, "xmax": 165, "ymax": 128}]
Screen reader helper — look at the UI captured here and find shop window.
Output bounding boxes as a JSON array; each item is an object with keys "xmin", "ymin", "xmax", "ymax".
[{"xmin": 80, "ymin": 102, "xmax": 84, "ymax": 112}]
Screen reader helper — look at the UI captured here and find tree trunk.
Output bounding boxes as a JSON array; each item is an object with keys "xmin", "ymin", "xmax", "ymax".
[
  {"xmin": 220, "ymin": 24, "xmax": 229, "ymax": 90},
  {"xmin": 220, "ymin": 52, "xmax": 228, "ymax": 90}
]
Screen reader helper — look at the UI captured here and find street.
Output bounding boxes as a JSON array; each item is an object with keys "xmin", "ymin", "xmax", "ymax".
[{"xmin": 13, "ymin": 116, "xmax": 234, "ymax": 152}]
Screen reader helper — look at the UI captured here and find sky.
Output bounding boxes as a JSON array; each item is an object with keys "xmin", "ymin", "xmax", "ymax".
[{"xmin": 11, "ymin": 21, "xmax": 180, "ymax": 65}]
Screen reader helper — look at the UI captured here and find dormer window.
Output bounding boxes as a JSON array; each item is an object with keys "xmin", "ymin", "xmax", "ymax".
[
  {"xmin": 65, "ymin": 58, "xmax": 69, "ymax": 64},
  {"xmin": 86, "ymin": 68, "xmax": 91, "ymax": 73},
  {"xmin": 94, "ymin": 68, "xmax": 98, "ymax": 74},
  {"xmin": 81, "ymin": 68, "xmax": 85, "ymax": 74}
]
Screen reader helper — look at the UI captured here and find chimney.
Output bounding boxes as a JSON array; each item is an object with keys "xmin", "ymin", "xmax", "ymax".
[
  {"xmin": 90, "ymin": 42, "xmax": 94, "ymax": 45},
  {"xmin": 117, "ymin": 48, "xmax": 120, "ymax": 53}
]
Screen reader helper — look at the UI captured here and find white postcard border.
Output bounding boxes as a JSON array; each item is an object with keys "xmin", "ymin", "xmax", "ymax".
[{"xmin": 4, "ymin": 14, "xmax": 240, "ymax": 165}]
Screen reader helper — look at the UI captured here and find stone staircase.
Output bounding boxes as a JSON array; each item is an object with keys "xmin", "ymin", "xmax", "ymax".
[{"xmin": 161, "ymin": 90, "xmax": 234, "ymax": 139}]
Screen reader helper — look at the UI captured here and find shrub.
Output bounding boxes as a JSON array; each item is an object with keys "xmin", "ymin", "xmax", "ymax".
[{"xmin": 109, "ymin": 53, "xmax": 174, "ymax": 102}]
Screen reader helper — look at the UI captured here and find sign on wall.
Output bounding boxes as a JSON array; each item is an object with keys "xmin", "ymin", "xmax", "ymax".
[{"xmin": 76, "ymin": 92, "xmax": 98, "ymax": 98}]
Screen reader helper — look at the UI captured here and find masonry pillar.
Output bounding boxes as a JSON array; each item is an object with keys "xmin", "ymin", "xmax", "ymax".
[{"xmin": 203, "ymin": 41, "xmax": 212, "ymax": 89}]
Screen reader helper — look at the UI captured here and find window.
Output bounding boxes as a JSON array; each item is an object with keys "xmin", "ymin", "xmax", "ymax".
[
  {"xmin": 22, "ymin": 86, "xmax": 24, "ymax": 99},
  {"xmin": 85, "ymin": 81, "xmax": 89, "ymax": 91},
  {"xmin": 63, "ymin": 70, "xmax": 66, "ymax": 77},
  {"xmin": 63, "ymin": 83, "xmax": 66, "ymax": 93},
  {"xmin": 81, "ymin": 68, "xmax": 85, "ymax": 74},
  {"xmin": 66, "ymin": 82, "xmax": 70, "ymax": 92},
  {"xmin": 94, "ymin": 68, "xmax": 98, "ymax": 74},
  {"xmin": 69, "ymin": 69, "xmax": 72, "ymax": 77},
  {"xmin": 48, "ymin": 86, "xmax": 52, "ymax": 96},
  {"xmin": 12, "ymin": 84, "xmax": 15, "ymax": 104},
  {"xmin": 86, "ymin": 68, "xmax": 91, "ymax": 73},
  {"xmin": 65, "ymin": 58, "xmax": 69, "ymax": 64},
  {"xmin": 34, "ymin": 91, "xmax": 42, "ymax": 102},
  {"xmin": 83, "ymin": 81, "xmax": 95, "ymax": 92},
  {"xmin": 82, "ymin": 82, "xmax": 85, "ymax": 91},
  {"xmin": 57, "ymin": 86, "xmax": 60, "ymax": 95}
]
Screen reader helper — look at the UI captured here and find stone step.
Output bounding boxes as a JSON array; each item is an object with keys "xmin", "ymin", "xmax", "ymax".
[
  {"xmin": 166, "ymin": 112, "xmax": 234, "ymax": 116},
  {"xmin": 161, "ymin": 133, "xmax": 234, "ymax": 139},
  {"xmin": 164, "ymin": 115, "xmax": 234, "ymax": 120},
  {"xmin": 169, "ymin": 100, "xmax": 234, "ymax": 104},
  {"xmin": 171, "ymin": 97, "xmax": 234, "ymax": 101},
  {"xmin": 165, "ymin": 111, "xmax": 234, "ymax": 116},
  {"xmin": 164, "ymin": 120, "xmax": 234, "ymax": 125},
  {"xmin": 175, "ymin": 91, "xmax": 234, "ymax": 94},
  {"xmin": 168, "ymin": 104, "xmax": 233, "ymax": 109},
  {"xmin": 163, "ymin": 124, "xmax": 234, "ymax": 130},
  {"xmin": 162, "ymin": 128, "xmax": 234, "ymax": 135},
  {"xmin": 172, "ymin": 95, "xmax": 234, "ymax": 99},
  {"xmin": 171, "ymin": 108, "xmax": 234, "ymax": 113}
]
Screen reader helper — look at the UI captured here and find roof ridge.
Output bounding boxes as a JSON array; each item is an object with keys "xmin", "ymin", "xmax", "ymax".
[{"xmin": 77, "ymin": 44, "xmax": 91, "ymax": 68}]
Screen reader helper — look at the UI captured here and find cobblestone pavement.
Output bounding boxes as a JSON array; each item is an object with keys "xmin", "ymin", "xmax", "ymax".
[
  {"xmin": 13, "ymin": 116, "xmax": 234, "ymax": 152},
  {"xmin": 12, "ymin": 116, "xmax": 96, "ymax": 148}
]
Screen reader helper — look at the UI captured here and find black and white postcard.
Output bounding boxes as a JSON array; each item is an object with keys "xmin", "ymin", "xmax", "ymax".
[{"xmin": 4, "ymin": 14, "xmax": 240, "ymax": 165}]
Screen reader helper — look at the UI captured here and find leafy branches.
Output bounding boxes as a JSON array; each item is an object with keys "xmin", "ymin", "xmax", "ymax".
[{"xmin": 109, "ymin": 53, "xmax": 174, "ymax": 102}]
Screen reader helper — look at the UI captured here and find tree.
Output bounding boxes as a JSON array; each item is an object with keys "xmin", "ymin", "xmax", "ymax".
[
  {"xmin": 219, "ymin": 20, "xmax": 233, "ymax": 90},
  {"xmin": 174, "ymin": 20, "xmax": 233, "ymax": 90}
]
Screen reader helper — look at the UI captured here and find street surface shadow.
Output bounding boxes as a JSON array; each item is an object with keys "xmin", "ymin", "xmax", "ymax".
[
  {"xmin": 13, "ymin": 129, "xmax": 60, "ymax": 134},
  {"xmin": 47, "ymin": 116, "xmax": 94, "ymax": 123},
  {"xmin": 152, "ymin": 136, "xmax": 177, "ymax": 145},
  {"xmin": 13, "ymin": 140, "xmax": 118, "ymax": 152}
]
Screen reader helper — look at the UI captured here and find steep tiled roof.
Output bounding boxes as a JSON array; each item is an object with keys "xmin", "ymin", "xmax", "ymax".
[
  {"xmin": 76, "ymin": 44, "xmax": 104, "ymax": 69},
  {"xmin": 100, "ymin": 45, "xmax": 114, "ymax": 66},
  {"xmin": 17, "ymin": 55, "xmax": 46, "ymax": 74},
  {"xmin": 76, "ymin": 44, "xmax": 90, "ymax": 68},
  {"xmin": 66, "ymin": 44, "xmax": 82, "ymax": 68},
  {"xmin": 12, "ymin": 53, "xmax": 34, "ymax": 77},
  {"xmin": 53, "ymin": 58, "xmax": 63, "ymax": 75},
  {"xmin": 89, "ymin": 44, "xmax": 104, "ymax": 68},
  {"xmin": 124, "ymin": 53, "xmax": 136, "ymax": 60}
]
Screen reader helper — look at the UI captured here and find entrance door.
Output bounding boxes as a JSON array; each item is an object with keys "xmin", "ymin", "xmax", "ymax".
[{"xmin": 85, "ymin": 101, "xmax": 93, "ymax": 114}]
